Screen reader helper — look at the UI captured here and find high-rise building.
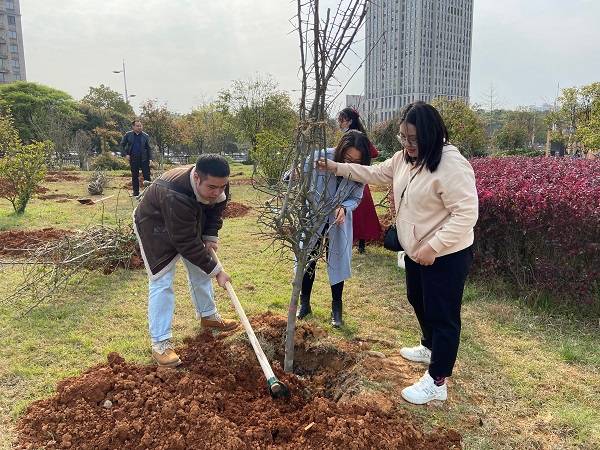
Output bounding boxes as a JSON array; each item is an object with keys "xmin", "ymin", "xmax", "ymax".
[
  {"xmin": 0, "ymin": 0, "xmax": 26, "ymax": 84},
  {"xmin": 345, "ymin": 94, "xmax": 367, "ymax": 118},
  {"xmin": 363, "ymin": 0, "xmax": 473, "ymax": 124}
]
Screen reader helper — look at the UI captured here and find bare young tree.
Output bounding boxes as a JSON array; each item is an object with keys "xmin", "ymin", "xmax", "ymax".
[{"xmin": 253, "ymin": 0, "xmax": 369, "ymax": 373}]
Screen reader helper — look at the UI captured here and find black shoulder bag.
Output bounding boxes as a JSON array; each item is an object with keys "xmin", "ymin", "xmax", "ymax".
[{"xmin": 383, "ymin": 171, "xmax": 418, "ymax": 252}]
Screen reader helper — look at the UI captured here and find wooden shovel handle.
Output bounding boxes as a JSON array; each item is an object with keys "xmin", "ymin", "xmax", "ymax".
[{"xmin": 208, "ymin": 249, "xmax": 276, "ymax": 381}]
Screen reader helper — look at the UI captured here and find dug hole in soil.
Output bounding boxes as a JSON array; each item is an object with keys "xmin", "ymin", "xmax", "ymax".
[{"xmin": 16, "ymin": 312, "xmax": 460, "ymax": 449}]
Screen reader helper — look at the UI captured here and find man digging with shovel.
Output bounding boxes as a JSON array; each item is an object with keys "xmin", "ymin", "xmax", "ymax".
[{"xmin": 133, "ymin": 154, "xmax": 237, "ymax": 367}]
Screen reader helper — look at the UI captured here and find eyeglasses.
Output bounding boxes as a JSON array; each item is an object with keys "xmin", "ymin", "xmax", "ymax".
[
  {"xmin": 396, "ymin": 134, "xmax": 418, "ymax": 148},
  {"xmin": 343, "ymin": 156, "xmax": 362, "ymax": 164}
]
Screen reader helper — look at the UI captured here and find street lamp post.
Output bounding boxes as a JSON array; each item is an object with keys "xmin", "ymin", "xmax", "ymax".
[{"xmin": 113, "ymin": 59, "xmax": 131, "ymax": 104}]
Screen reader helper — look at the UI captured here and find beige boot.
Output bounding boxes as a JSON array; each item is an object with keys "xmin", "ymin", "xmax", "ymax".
[
  {"xmin": 151, "ymin": 340, "xmax": 182, "ymax": 367},
  {"xmin": 200, "ymin": 312, "xmax": 238, "ymax": 331}
]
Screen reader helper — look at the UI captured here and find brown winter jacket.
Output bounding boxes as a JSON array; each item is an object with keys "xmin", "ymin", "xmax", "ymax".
[{"xmin": 133, "ymin": 166, "xmax": 228, "ymax": 280}]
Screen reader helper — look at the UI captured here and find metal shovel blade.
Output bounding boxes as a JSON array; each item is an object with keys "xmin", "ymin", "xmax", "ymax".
[{"xmin": 77, "ymin": 195, "xmax": 114, "ymax": 205}]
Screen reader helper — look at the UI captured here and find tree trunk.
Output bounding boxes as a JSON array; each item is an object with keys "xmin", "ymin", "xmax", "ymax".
[{"xmin": 284, "ymin": 256, "xmax": 306, "ymax": 373}]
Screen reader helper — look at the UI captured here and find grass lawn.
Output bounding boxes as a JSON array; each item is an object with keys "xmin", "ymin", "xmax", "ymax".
[{"xmin": 1, "ymin": 165, "xmax": 599, "ymax": 449}]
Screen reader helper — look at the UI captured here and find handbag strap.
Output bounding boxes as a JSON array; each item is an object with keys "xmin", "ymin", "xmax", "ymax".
[{"xmin": 391, "ymin": 171, "xmax": 418, "ymax": 221}]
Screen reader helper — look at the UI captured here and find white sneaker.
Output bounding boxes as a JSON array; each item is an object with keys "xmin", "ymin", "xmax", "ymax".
[
  {"xmin": 399, "ymin": 344, "xmax": 431, "ymax": 363},
  {"xmin": 401, "ymin": 371, "xmax": 447, "ymax": 405}
]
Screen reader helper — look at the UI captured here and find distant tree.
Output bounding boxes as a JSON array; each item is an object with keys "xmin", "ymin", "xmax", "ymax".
[
  {"xmin": 0, "ymin": 81, "xmax": 81, "ymax": 143},
  {"xmin": 576, "ymin": 82, "xmax": 600, "ymax": 153},
  {"xmin": 81, "ymin": 84, "xmax": 134, "ymax": 117},
  {"xmin": 178, "ymin": 104, "xmax": 237, "ymax": 156},
  {"xmin": 578, "ymin": 82, "xmax": 600, "ymax": 122},
  {"xmin": 559, "ymin": 87, "xmax": 579, "ymax": 133},
  {"xmin": 577, "ymin": 104, "xmax": 600, "ymax": 152},
  {"xmin": 494, "ymin": 116, "xmax": 529, "ymax": 150},
  {"xmin": 432, "ymin": 97, "xmax": 487, "ymax": 157},
  {"xmin": 78, "ymin": 85, "xmax": 134, "ymax": 156},
  {"xmin": 139, "ymin": 99, "xmax": 176, "ymax": 164},
  {"xmin": 218, "ymin": 75, "xmax": 297, "ymax": 148}
]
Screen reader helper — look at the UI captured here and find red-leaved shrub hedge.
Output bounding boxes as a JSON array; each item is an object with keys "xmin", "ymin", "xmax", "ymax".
[{"xmin": 471, "ymin": 157, "xmax": 600, "ymax": 307}]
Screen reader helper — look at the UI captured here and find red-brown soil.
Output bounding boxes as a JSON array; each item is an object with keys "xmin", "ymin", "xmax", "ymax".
[
  {"xmin": 0, "ymin": 228, "xmax": 72, "ymax": 256},
  {"xmin": 224, "ymin": 201, "xmax": 251, "ymax": 218},
  {"xmin": 45, "ymin": 171, "xmax": 83, "ymax": 182},
  {"xmin": 15, "ymin": 313, "xmax": 461, "ymax": 450}
]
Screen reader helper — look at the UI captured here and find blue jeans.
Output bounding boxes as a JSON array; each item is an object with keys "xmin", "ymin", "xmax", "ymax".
[{"xmin": 148, "ymin": 258, "xmax": 217, "ymax": 344}]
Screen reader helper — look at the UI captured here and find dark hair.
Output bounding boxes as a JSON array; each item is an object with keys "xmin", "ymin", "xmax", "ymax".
[
  {"xmin": 131, "ymin": 119, "xmax": 142, "ymax": 126},
  {"xmin": 338, "ymin": 107, "xmax": 367, "ymax": 135},
  {"xmin": 195, "ymin": 154, "xmax": 230, "ymax": 178},
  {"xmin": 399, "ymin": 101, "xmax": 448, "ymax": 172},
  {"xmin": 333, "ymin": 130, "xmax": 371, "ymax": 166}
]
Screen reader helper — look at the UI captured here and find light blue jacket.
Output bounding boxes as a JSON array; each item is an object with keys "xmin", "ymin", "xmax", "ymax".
[{"xmin": 303, "ymin": 148, "xmax": 364, "ymax": 285}]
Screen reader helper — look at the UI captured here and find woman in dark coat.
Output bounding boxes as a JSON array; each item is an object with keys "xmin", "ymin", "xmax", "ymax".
[{"xmin": 337, "ymin": 108, "xmax": 382, "ymax": 253}]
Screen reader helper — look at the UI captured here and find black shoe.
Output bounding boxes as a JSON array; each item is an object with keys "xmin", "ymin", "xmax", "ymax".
[
  {"xmin": 297, "ymin": 296, "xmax": 312, "ymax": 319},
  {"xmin": 357, "ymin": 240, "xmax": 366, "ymax": 254},
  {"xmin": 331, "ymin": 299, "xmax": 343, "ymax": 327}
]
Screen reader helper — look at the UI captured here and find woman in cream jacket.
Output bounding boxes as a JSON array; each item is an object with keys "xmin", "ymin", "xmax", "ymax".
[{"xmin": 318, "ymin": 101, "xmax": 478, "ymax": 405}]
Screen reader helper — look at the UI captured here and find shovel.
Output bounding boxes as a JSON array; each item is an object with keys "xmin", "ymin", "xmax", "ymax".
[
  {"xmin": 77, "ymin": 195, "xmax": 115, "ymax": 205},
  {"xmin": 209, "ymin": 248, "xmax": 290, "ymax": 399}
]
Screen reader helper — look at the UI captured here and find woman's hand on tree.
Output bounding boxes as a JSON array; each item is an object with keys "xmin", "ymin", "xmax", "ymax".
[{"xmin": 316, "ymin": 158, "xmax": 338, "ymax": 172}]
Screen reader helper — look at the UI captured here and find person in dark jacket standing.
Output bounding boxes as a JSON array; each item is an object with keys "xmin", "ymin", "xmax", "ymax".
[
  {"xmin": 133, "ymin": 154, "xmax": 237, "ymax": 367},
  {"xmin": 121, "ymin": 119, "xmax": 153, "ymax": 197}
]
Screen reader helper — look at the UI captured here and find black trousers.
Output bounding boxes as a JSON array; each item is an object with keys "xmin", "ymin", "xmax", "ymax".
[
  {"xmin": 301, "ymin": 232, "xmax": 344, "ymax": 303},
  {"xmin": 130, "ymin": 157, "xmax": 151, "ymax": 196},
  {"xmin": 404, "ymin": 246, "xmax": 473, "ymax": 378}
]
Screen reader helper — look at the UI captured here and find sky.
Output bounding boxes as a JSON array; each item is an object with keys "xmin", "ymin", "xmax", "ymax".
[{"xmin": 18, "ymin": 0, "xmax": 600, "ymax": 114}]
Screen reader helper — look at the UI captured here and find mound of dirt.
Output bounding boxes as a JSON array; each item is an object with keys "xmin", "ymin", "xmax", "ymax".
[
  {"xmin": 0, "ymin": 228, "xmax": 72, "ymax": 256},
  {"xmin": 45, "ymin": 171, "xmax": 83, "ymax": 182},
  {"xmin": 224, "ymin": 201, "xmax": 251, "ymax": 218},
  {"xmin": 15, "ymin": 313, "xmax": 460, "ymax": 450}
]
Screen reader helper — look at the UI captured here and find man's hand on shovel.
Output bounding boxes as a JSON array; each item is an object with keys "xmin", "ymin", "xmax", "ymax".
[{"xmin": 216, "ymin": 270, "xmax": 231, "ymax": 289}]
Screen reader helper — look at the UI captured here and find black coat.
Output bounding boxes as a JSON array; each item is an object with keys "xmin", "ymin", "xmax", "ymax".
[{"xmin": 120, "ymin": 131, "xmax": 153, "ymax": 161}]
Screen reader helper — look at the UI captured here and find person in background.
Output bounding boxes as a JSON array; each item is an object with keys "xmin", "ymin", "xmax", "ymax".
[
  {"xmin": 297, "ymin": 130, "xmax": 371, "ymax": 327},
  {"xmin": 121, "ymin": 119, "xmax": 152, "ymax": 198},
  {"xmin": 337, "ymin": 108, "xmax": 382, "ymax": 253},
  {"xmin": 318, "ymin": 102, "xmax": 478, "ymax": 405}
]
